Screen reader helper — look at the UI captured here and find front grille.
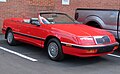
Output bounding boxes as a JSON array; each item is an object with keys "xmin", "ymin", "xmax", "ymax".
[
  {"xmin": 97, "ymin": 46, "xmax": 114, "ymax": 53},
  {"xmin": 95, "ymin": 36, "xmax": 110, "ymax": 44}
]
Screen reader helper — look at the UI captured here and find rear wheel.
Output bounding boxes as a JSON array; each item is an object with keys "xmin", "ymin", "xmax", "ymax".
[
  {"xmin": 7, "ymin": 30, "xmax": 17, "ymax": 46},
  {"xmin": 47, "ymin": 38, "xmax": 64, "ymax": 61}
]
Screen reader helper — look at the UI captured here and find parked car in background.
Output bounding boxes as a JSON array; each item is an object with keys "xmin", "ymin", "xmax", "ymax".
[
  {"xmin": 75, "ymin": 8, "xmax": 120, "ymax": 41},
  {"xmin": 2, "ymin": 11, "xmax": 119, "ymax": 61}
]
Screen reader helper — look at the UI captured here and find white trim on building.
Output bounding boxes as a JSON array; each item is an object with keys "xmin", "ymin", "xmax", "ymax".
[{"xmin": 0, "ymin": 0, "xmax": 6, "ymax": 2}]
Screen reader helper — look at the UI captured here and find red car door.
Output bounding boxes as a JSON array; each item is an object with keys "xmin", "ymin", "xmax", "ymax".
[
  {"xmin": 26, "ymin": 23, "xmax": 45, "ymax": 47},
  {"xmin": 18, "ymin": 22, "xmax": 32, "ymax": 43}
]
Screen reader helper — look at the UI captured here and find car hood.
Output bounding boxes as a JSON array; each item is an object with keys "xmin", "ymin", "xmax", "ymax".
[{"xmin": 50, "ymin": 24, "xmax": 112, "ymax": 36}]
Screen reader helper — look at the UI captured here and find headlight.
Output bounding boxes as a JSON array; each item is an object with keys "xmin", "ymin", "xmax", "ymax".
[{"xmin": 79, "ymin": 37, "xmax": 95, "ymax": 45}]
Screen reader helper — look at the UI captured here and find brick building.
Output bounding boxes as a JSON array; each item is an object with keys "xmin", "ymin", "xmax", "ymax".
[{"xmin": 0, "ymin": 0, "xmax": 120, "ymax": 33}]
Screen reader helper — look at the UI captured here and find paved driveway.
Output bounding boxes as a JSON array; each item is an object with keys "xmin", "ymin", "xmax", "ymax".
[{"xmin": 0, "ymin": 35, "xmax": 120, "ymax": 74}]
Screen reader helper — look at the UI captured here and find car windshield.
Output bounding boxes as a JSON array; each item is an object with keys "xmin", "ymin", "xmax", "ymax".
[{"xmin": 40, "ymin": 13, "xmax": 80, "ymax": 24}]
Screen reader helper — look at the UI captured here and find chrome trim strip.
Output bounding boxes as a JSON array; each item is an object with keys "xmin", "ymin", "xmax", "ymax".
[
  {"xmin": 13, "ymin": 31, "xmax": 46, "ymax": 41},
  {"xmin": 61, "ymin": 42, "xmax": 119, "ymax": 49}
]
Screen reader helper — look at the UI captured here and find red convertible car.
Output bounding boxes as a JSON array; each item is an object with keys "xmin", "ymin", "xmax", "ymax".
[{"xmin": 2, "ymin": 11, "xmax": 119, "ymax": 61}]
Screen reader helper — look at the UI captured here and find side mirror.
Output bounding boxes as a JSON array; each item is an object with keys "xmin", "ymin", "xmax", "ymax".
[
  {"xmin": 31, "ymin": 21, "xmax": 40, "ymax": 26},
  {"xmin": 30, "ymin": 18, "xmax": 40, "ymax": 26},
  {"xmin": 74, "ymin": 21, "xmax": 83, "ymax": 24}
]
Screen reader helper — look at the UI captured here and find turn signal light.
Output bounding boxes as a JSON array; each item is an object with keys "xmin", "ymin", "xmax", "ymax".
[
  {"xmin": 87, "ymin": 49, "xmax": 97, "ymax": 53},
  {"xmin": 113, "ymin": 46, "xmax": 119, "ymax": 50},
  {"xmin": 66, "ymin": 44, "xmax": 72, "ymax": 47}
]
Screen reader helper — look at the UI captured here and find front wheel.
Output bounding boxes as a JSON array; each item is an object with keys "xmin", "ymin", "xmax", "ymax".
[
  {"xmin": 47, "ymin": 38, "xmax": 64, "ymax": 61},
  {"xmin": 7, "ymin": 30, "xmax": 17, "ymax": 46}
]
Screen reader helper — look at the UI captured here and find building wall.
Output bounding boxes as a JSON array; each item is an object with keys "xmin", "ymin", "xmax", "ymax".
[
  {"xmin": 0, "ymin": 0, "xmax": 55, "ymax": 33},
  {"xmin": 0, "ymin": 0, "xmax": 120, "ymax": 33},
  {"xmin": 55, "ymin": 0, "xmax": 120, "ymax": 17}
]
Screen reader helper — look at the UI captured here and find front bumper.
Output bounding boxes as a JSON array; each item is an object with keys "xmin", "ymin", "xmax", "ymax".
[
  {"xmin": 61, "ymin": 42, "xmax": 119, "ymax": 49},
  {"xmin": 61, "ymin": 42, "xmax": 119, "ymax": 57}
]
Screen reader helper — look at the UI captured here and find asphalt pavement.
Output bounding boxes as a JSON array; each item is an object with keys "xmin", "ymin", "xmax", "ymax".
[{"xmin": 0, "ymin": 35, "xmax": 120, "ymax": 74}]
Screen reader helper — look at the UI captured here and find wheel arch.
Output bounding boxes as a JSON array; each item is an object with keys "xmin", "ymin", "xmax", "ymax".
[
  {"xmin": 84, "ymin": 15, "xmax": 105, "ymax": 28},
  {"xmin": 5, "ymin": 27, "xmax": 12, "ymax": 39},
  {"xmin": 44, "ymin": 35, "xmax": 61, "ymax": 48}
]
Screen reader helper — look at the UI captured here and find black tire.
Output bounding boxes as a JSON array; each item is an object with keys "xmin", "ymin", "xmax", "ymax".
[
  {"xmin": 7, "ymin": 30, "xmax": 17, "ymax": 46},
  {"xmin": 47, "ymin": 38, "xmax": 64, "ymax": 61}
]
